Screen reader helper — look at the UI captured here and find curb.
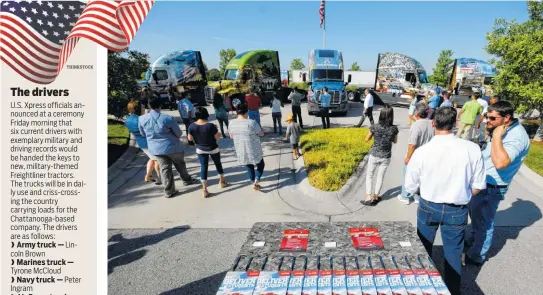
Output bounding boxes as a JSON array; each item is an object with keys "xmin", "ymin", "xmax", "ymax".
[
  {"xmin": 518, "ymin": 164, "xmax": 543, "ymax": 193},
  {"xmin": 108, "ymin": 133, "xmax": 140, "ymax": 184},
  {"xmin": 292, "ymin": 152, "xmax": 370, "ymax": 198}
]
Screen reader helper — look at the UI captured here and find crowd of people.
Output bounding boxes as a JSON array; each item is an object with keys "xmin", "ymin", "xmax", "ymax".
[
  {"xmin": 125, "ymin": 87, "xmax": 306, "ymax": 198},
  {"xmin": 128, "ymin": 86, "xmax": 532, "ymax": 294},
  {"xmin": 358, "ymin": 89, "xmax": 531, "ymax": 295}
]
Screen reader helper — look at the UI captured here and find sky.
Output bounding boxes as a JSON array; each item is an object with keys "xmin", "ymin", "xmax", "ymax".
[{"xmin": 128, "ymin": 1, "xmax": 529, "ymax": 74}]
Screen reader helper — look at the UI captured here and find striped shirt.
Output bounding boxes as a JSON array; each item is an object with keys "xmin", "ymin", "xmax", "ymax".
[{"xmin": 229, "ymin": 118, "xmax": 263, "ymax": 165}]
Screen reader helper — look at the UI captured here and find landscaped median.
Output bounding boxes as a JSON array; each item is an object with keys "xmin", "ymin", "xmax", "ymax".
[
  {"xmin": 299, "ymin": 127, "xmax": 372, "ymax": 191},
  {"xmin": 522, "ymin": 119, "xmax": 543, "ymax": 176}
]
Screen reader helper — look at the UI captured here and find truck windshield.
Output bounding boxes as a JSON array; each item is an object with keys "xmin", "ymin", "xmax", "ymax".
[
  {"xmin": 144, "ymin": 69, "xmax": 151, "ymax": 81},
  {"xmin": 312, "ymin": 69, "xmax": 343, "ymax": 82},
  {"xmin": 223, "ymin": 69, "xmax": 239, "ymax": 80},
  {"xmin": 418, "ymin": 72, "xmax": 429, "ymax": 84}
]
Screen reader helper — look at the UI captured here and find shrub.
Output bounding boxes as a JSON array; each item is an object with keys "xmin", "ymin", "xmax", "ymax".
[
  {"xmin": 288, "ymin": 82, "xmax": 309, "ymax": 91},
  {"xmin": 300, "ymin": 128, "xmax": 372, "ymax": 191},
  {"xmin": 345, "ymin": 85, "xmax": 359, "ymax": 92}
]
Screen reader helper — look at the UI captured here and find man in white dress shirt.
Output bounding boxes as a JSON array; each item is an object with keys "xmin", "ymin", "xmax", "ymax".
[
  {"xmin": 354, "ymin": 88, "xmax": 374, "ymax": 127},
  {"xmin": 405, "ymin": 106, "xmax": 486, "ymax": 295}
]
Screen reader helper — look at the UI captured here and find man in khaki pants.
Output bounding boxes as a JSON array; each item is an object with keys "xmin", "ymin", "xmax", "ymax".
[{"xmin": 456, "ymin": 91, "xmax": 484, "ymax": 140}]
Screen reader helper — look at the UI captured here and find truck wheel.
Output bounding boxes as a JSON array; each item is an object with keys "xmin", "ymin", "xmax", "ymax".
[{"xmin": 348, "ymin": 91, "xmax": 356, "ymax": 102}]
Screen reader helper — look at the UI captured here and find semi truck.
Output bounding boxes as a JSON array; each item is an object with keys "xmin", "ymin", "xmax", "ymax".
[
  {"xmin": 303, "ymin": 49, "xmax": 351, "ymax": 116},
  {"xmin": 204, "ymin": 50, "xmax": 290, "ymax": 106},
  {"xmin": 373, "ymin": 52, "xmax": 431, "ymax": 105},
  {"xmin": 139, "ymin": 50, "xmax": 208, "ymax": 108},
  {"xmin": 448, "ymin": 57, "xmax": 496, "ymax": 106}
]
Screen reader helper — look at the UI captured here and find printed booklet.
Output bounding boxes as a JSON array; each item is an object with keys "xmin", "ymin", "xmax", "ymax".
[
  {"xmin": 280, "ymin": 229, "xmax": 310, "ymax": 252},
  {"xmin": 349, "ymin": 228, "xmax": 384, "ymax": 251}
]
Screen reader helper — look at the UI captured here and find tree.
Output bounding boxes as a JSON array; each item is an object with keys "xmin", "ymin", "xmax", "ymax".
[
  {"xmin": 127, "ymin": 50, "xmax": 150, "ymax": 78},
  {"xmin": 429, "ymin": 50, "xmax": 454, "ymax": 87},
  {"xmin": 349, "ymin": 62, "xmax": 360, "ymax": 71},
  {"xmin": 207, "ymin": 68, "xmax": 221, "ymax": 81},
  {"xmin": 290, "ymin": 58, "xmax": 305, "ymax": 70},
  {"xmin": 219, "ymin": 49, "xmax": 236, "ymax": 74},
  {"xmin": 108, "ymin": 50, "xmax": 150, "ymax": 118},
  {"xmin": 486, "ymin": 1, "xmax": 543, "ymax": 140}
]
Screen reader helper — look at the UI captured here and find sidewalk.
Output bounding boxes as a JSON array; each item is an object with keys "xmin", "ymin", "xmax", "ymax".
[{"xmin": 108, "ymin": 104, "xmax": 543, "ymax": 228}]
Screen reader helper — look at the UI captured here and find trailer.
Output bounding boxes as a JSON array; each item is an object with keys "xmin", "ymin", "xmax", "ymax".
[{"xmin": 343, "ymin": 71, "xmax": 376, "ymax": 101}]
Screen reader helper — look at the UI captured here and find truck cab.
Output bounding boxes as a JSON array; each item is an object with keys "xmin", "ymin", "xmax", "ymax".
[
  {"xmin": 304, "ymin": 49, "xmax": 351, "ymax": 116},
  {"xmin": 139, "ymin": 50, "xmax": 208, "ymax": 107},
  {"xmin": 205, "ymin": 50, "xmax": 287, "ymax": 106}
]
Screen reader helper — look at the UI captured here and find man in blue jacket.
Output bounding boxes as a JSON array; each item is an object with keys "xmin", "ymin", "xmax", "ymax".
[{"xmin": 139, "ymin": 96, "xmax": 198, "ymax": 198}]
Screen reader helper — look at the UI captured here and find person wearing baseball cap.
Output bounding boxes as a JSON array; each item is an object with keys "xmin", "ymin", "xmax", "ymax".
[{"xmin": 285, "ymin": 114, "xmax": 303, "ymax": 160}]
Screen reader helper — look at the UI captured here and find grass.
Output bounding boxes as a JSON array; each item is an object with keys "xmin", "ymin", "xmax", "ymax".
[
  {"xmin": 525, "ymin": 141, "xmax": 543, "ymax": 176},
  {"xmin": 108, "ymin": 119, "xmax": 129, "ymax": 145},
  {"xmin": 108, "ymin": 119, "xmax": 130, "ymax": 167},
  {"xmin": 300, "ymin": 127, "xmax": 372, "ymax": 191}
]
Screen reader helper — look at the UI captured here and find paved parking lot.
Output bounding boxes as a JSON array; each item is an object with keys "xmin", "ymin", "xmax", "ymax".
[{"xmin": 108, "ymin": 102, "xmax": 543, "ymax": 295}]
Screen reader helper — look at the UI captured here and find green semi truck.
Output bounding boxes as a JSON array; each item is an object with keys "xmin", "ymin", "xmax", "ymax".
[{"xmin": 204, "ymin": 50, "xmax": 290, "ymax": 106}]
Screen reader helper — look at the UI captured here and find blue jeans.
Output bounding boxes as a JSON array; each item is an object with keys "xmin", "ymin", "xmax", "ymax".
[
  {"xmin": 272, "ymin": 112, "xmax": 282, "ymax": 133},
  {"xmin": 401, "ymin": 164, "xmax": 420, "ymax": 201},
  {"xmin": 197, "ymin": 153, "xmax": 224, "ymax": 182},
  {"xmin": 246, "ymin": 159, "xmax": 265, "ymax": 182},
  {"xmin": 467, "ymin": 186, "xmax": 506, "ymax": 263},
  {"xmin": 417, "ymin": 198, "xmax": 468, "ymax": 295},
  {"xmin": 248, "ymin": 110, "xmax": 261, "ymax": 127}
]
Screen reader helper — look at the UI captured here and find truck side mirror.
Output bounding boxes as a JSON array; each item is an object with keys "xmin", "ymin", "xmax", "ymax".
[
  {"xmin": 302, "ymin": 73, "xmax": 307, "ymax": 82},
  {"xmin": 348, "ymin": 74, "xmax": 352, "ymax": 83},
  {"xmin": 152, "ymin": 72, "xmax": 158, "ymax": 82}
]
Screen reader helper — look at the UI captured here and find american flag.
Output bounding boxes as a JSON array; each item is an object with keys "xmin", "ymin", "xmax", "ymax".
[
  {"xmin": 319, "ymin": 0, "xmax": 325, "ymax": 29},
  {"xmin": 0, "ymin": 0, "xmax": 154, "ymax": 84}
]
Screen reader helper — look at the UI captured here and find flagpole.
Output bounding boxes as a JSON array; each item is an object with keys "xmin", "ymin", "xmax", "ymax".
[{"xmin": 322, "ymin": 1, "xmax": 326, "ymax": 48}]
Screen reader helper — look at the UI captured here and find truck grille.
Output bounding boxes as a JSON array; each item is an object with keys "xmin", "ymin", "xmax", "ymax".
[
  {"xmin": 315, "ymin": 90, "xmax": 341, "ymax": 104},
  {"xmin": 204, "ymin": 86, "xmax": 215, "ymax": 102}
]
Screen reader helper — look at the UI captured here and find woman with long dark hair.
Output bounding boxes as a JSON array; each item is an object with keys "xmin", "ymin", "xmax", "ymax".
[
  {"xmin": 361, "ymin": 104, "xmax": 399, "ymax": 206},
  {"xmin": 213, "ymin": 93, "xmax": 230, "ymax": 138},
  {"xmin": 188, "ymin": 107, "xmax": 229, "ymax": 198}
]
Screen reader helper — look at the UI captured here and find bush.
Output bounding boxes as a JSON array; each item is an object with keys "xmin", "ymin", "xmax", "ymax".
[
  {"xmin": 345, "ymin": 85, "xmax": 359, "ymax": 92},
  {"xmin": 300, "ymin": 128, "xmax": 372, "ymax": 191},
  {"xmin": 288, "ymin": 82, "xmax": 309, "ymax": 91},
  {"xmin": 522, "ymin": 120, "xmax": 541, "ymax": 139}
]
